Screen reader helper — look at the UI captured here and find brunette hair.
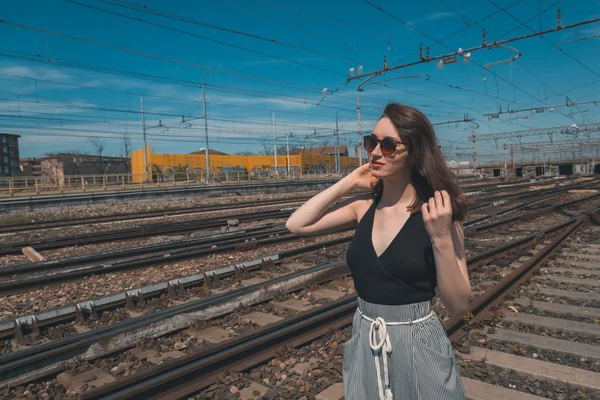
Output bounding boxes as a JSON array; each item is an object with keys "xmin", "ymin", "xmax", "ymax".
[{"xmin": 372, "ymin": 103, "xmax": 470, "ymax": 221}]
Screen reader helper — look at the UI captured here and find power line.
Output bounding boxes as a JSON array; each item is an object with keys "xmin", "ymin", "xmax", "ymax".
[
  {"xmin": 0, "ymin": 20, "xmax": 347, "ymax": 89},
  {"xmin": 254, "ymin": 0, "xmax": 410, "ymax": 45},
  {"xmin": 496, "ymin": 0, "xmax": 563, "ymax": 40},
  {"xmin": 350, "ymin": 3, "xmax": 600, "ymax": 108},
  {"xmin": 216, "ymin": 0, "xmax": 383, "ymax": 60},
  {"xmin": 487, "ymin": 0, "xmax": 600, "ymax": 79},
  {"xmin": 483, "ymin": 98, "xmax": 600, "ymax": 118},
  {"xmin": 0, "ymin": 71, "xmax": 382, "ymax": 118},
  {"xmin": 389, "ymin": 0, "xmax": 525, "ymax": 67},
  {"xmin": 472, "ymin": 122, "xmax": 600, "ymax": 142},
  {"xmin": 0, "ymin": 51, "xmax": 380, "ymax": 116},
  {"xmin": 63, "ymin": 1, "xmax": 351, "ymax": 77},
  {"xmin": 436, "ymin": 0, "xmax": 571, "ymax": 117},
  {"xmin": 88, "ymin": 0, "xmax": 380, "ymax": 68}
]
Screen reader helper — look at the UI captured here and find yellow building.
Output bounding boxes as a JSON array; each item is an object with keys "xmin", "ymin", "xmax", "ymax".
[{"xmin": 131, "ymin": 146, "xmax": 360, "ymax": 182}]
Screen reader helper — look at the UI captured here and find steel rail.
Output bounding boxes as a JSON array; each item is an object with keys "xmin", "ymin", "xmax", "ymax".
[
  {"xmin": 0, "ymin": 236, "xmax": 354, "ymax": 340},
  {"xmin": 0, "ymin": 228, "xmax": 296, "ymax": 296},
  {"xmin": 79, "ymin": 212, "xmax": 593, "ymax": 400},
  {"xmin": 0, "ymin": 179, "xmax": 339, "ymax": 209},
  {"xmin": 1, "ymin": 207, "xmax": 589, "ymax": 387},
  {"xmin": 0, "ymin": 224, "xmax": 280, "ymax": 277},
  {"xmin": 0, "ymin": 261, "xmax": 350, "ymax": 384},
  {"xmin": 0, "ymin": 197, "xmax": 312, "ymax": 234},
  {"xmin": 445, "ymin": 211, "xmax": 594, "ymax": 341},
  {"xmin": 0, "ymin": 209, "xmax": 294, "ymax": 256}
]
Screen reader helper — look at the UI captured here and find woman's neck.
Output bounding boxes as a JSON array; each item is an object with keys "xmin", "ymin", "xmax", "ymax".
[{"xmin": 379, "ymin": 171, "xmax": 416, "ymax": 209}]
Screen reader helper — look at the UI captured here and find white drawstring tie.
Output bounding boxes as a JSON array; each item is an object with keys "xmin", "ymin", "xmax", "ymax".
[{"xmin": 358, "ymin": 309, "xmax": 435, "ymax": 400}]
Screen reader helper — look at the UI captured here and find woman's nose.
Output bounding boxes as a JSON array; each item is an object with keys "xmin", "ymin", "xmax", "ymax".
[{"xmin": 371, "ymin": 142, "xmax": 383, "ymax": 156}]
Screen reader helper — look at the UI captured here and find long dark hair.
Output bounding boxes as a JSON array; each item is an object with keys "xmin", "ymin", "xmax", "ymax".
[{"xmin": 372, "ymin": 103, "xmax": 470, "ymax": 221}]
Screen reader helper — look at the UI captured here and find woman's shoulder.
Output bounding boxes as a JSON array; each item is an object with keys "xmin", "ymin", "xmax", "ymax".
[{"xmin": 346, "ymin": 193, "xmax": 375, "ymax": 222}]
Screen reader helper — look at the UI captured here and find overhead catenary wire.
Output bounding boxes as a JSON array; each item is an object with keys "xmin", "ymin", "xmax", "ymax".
[
  {"xmin": 97, "ymin": 0, "xmax": 537, "ymax": 115},
  {"xmin": 85, "ymin": 0, "xmax": 382, "ymax": 68},
  {"xmin": 388, "ymin": 0, "xmax": 526, "ymax": 67},
  {"xmin": 0, "ymin": 73, "xmax": 383, "ymax": 118},
  {"xmin": 0, "ymin": 50, "xmax": 383, "ymax": 117},
  {"xmin": 4, "ymin": 2, "xmax": 597, "ymax": 162},
  {"xmin": 487, "ymin": 0, "xmax": 600, "ymax": 79},
  {"xmin": 354, "ymin": 0, "xmax": 600, "ymax": 111}
]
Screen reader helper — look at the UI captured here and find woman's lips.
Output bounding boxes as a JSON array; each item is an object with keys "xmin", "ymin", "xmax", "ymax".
[{"xmin": 371, "ymin": 162, "xmax": 384, "ymax": 169}]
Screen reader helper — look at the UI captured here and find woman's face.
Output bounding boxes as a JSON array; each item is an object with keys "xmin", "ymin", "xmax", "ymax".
[{"xmin": 368, "ymin": 117, "xmax": 411, "ymax": 178}]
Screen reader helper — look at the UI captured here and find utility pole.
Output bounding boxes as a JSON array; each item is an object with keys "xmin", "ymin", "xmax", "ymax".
[
  {"xmin": 580, "ymin": 144, "xmax": 584, "ymax": 174},
  {"xmin": 503, "ymin": 142, "xmax": 507, "ymax": 178},
  {"xmin": 471, "ymin": 127, "xmax": 477, "ymax": 172},
  {"xmin": 272, "ymin": 111, "xmax": 277, "ymax": 177},
  {"xmin": 140, "ymin": 97, "xmax": 150, "ymax": 182},
  {"xmin": 335, "ymin": 111, "xmax": 340, "ymax": 174},
  {"xmin": 286, "ymin": 132, "xmax": 291, "ymax": 178},
  {"xmin": 357, "ymin": 96, "xmax": 362, "ymax": 166},
  {"xmin": 202, "ymin": 84, "xmax": 210, "ymax": 182}
]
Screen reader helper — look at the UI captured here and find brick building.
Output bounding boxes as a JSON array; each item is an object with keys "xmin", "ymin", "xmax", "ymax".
[{"xmin": 39, "ymin": 154, "xmax": 130, "ymax": 184}]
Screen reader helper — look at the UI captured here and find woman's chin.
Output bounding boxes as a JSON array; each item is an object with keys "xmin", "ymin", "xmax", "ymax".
[{"xmin": 369, "ymin": 167, "xmax": 386, "ymax": 177}]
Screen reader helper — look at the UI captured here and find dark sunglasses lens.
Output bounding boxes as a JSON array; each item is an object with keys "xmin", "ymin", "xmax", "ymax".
[
  {"xmin": 364, "ymin": 136, "xmax": 377, "ymax": 152},
  {"xmin": 380, "ymin": 138, "xmax": 396, "ymax": 155}
]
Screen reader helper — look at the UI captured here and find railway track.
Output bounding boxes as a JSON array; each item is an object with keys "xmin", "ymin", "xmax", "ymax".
[
  {"xmin": 2, "ymin": 188, "xmax": 598, "ymax": 331},
  {"xmin": 1, "ymin": 176, "xmax": 586, "ymax": 236},
  {"xmin": 69, "ymin": 210, "xmax": 598, "ymax": 400},
  {"xmin": 455, "ymin": 216, "xmax": 600, "ymax": 400},
  {"xmin": 0, "ymin": 225, "xmax": 299, "ymax": 296},
  {"xmin": 1, "ymin": 204, "xmax": 597, "ymax": 398},
  {"xmin": 3, "ymin": 178, "xmax": 596, "ymax": 258},
  {"xmin": 0, "ymin": 208, "xmax": 296, "ymax": 256},
  {"xmin": 4, "ymin": 189, "xmax": 597, "ymax": 301},
  {"xmin": 0, "ymin": 236, "xmax": 353, "ymax": 341},
  {"xmin": 0, "ymin": 179, "xmax": 339, "ymax": 211},
  {"xmin": 0, "ymin": 181, "xmax": 598, "ymax": 398},
  {"xmin": 0, "ymin": 196, "xmax": 315, "ymax": 234}
]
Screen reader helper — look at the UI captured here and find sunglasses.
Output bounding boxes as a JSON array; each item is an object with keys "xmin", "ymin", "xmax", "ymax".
[{"xmin": 363, "ymin": 134, "xmax": 405, "ymax": 156}]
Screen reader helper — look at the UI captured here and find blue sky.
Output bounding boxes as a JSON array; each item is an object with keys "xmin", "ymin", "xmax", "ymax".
[{"xmin": 1, "ymin": 0, "xmax": 600, "ymax": 161}]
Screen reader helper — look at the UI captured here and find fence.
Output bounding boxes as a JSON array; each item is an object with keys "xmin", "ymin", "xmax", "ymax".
[{"xmin": 0, "ymin": 169, "xmax": 341, "ymax": 197}]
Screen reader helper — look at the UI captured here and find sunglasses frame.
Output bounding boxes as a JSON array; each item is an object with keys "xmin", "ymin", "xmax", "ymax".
[{"xmin": 363, "ymin": 134, "xmax": 405, "ymax": 156}]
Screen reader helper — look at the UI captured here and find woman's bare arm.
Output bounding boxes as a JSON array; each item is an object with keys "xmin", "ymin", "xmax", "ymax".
[
  {"xmin": 286, "ymin": 165, "xmax": 375, "ymax": 236},
  {"xmin": 422, "ymin": 191, "xmax": 471, "ymax": 316}
]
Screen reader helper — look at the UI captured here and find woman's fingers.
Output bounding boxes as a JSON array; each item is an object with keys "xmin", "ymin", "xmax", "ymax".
[
  {"xmin": 434, "ymin": 190, "xmax": 443, "ymax": 209},
  {"xmin": 428, "ymin": 197, "xmax": 437, "ymax": 219},
  {"xmin": 441, "ymin": 190, "xmax": 452, "ymax": 214},
  {"xmin": 421, "ymin": 202, "xmax": 430, "ymax": 221}
]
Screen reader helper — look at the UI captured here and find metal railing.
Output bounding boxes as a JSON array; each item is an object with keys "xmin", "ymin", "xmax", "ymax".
[{"xmin": 0, "ymin": 169, "xmax": 343, "ymax": 197}]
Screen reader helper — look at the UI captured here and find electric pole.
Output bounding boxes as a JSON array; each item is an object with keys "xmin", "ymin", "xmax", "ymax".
[
  {"xmin": 357, "ymin": 96, "xmax": 362, "ymax": 165},
  {"xmin": 335, "ymin": 111, "xmax": 340, "ymax": 174},
  {"xmin": 286, "ymin": 132, "xmax": 291, "ymax": 178},
  {"xmin": 471, "ymin": 127, "xmax": 477, "ymax": 172},
  {"xmin": 503, "ymin": 142, "xmax": 507, "ymax": 178},
  {"xmin": 140, "ymin": 97, "xmax": 149, "ymax": 182},
  {"xmin": 272, "ymin": 111, "xmax": 277, "ymax": 177},
  {"xmin": 202, "ymin": 84, "xmax": 210, "ymax": 182},
  {"xmin": 511, "ymin": 145, "xmax": 515, "ymax": 172}
]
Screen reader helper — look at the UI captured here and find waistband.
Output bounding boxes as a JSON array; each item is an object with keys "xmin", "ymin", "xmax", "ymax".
[{"xmin": 357, "ymin": 297, "xmax": 432, "ymax": 321}]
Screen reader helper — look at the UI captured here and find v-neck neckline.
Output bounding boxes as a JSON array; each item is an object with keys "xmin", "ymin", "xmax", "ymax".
[{"xmin": 370, "ymin": 201, "xmax": 414, "ymax": 259}]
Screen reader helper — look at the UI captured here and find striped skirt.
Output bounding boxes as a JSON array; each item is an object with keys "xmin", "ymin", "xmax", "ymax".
[{"xmin": 342, "ymin": 297, "xmax": 466, "ymax": 400}]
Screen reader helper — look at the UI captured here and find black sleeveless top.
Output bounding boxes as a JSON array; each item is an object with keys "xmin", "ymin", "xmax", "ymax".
[{"xmin": 346, "ymin": 195, "xmax": 437, "ymax": 305}]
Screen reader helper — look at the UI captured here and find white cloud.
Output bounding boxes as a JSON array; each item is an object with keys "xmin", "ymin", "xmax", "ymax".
[
  {"xmin": 408, "ymin": 11, "xmax": 456, "ymax": 25},
  {"xmin": 0, "ymin": 65, "xmax": 73, "ymax": 81}
]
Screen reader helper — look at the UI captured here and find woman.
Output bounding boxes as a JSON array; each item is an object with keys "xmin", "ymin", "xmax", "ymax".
[{"xmin": 286, "ymin": 103, "xmax": 471, "ymax": 400}]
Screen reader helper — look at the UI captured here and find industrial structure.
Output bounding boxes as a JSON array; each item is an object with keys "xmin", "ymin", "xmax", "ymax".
[{"xmin": 130, "ymin": 146, "xmax": 359, "ymax": 182}]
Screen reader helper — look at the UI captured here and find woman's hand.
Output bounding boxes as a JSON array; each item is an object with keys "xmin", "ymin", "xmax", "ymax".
[
  {"xmin": 346, "ymin": 164, "xmax": 379, "ymax": 191},
  {"xmin": 422, "ymin": 190, "xmax": 453, "ymax": 242}
]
